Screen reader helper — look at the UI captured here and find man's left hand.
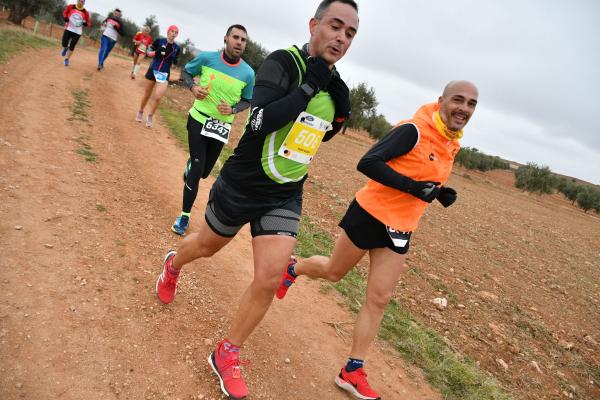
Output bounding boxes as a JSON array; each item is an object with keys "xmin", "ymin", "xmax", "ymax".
[
  {"xmin": 327, "ymin": 72, "xmax": 351, "ymax": 120},
  {"xmin": 437, "ymin": 186, "xmax": 458, "ymax": 207},
  {"xmin": 217, "ymin": 100, "xmax": 233, "ymax": 115}
]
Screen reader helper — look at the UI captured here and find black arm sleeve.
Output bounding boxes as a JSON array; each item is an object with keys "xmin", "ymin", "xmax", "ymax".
[
  {"xmin": 233, "ymin": 99, "xmax": 251, "ymax": 113},
  {"xmin": 323, "ymin": 120, "xmax": 343, "ymax": 142},
  {"xmin": 116, "ymin": 18, "xmax": 124, "ymax": 36},
  {"xmin": 181, "ymin": 69, "xmax": 195, "ymax": 90},
  {"xmin": 356, "ymin": 124, "xmax": 420, "ymax": 190},
  {"xmin": 247, "ymin": 50, "xmax": 312, "ymax": 135},
  {"xmin": 172, "ymin": 48, "xmax": 179, "ymax": 65}
]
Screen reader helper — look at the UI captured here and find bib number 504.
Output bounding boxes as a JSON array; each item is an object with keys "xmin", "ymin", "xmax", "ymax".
[{"xmin": 294, "ymin": 130, "xmax": 319, "ymax": 149}]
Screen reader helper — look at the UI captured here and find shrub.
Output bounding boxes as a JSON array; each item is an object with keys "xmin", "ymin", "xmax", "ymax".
[{"xmin": 514, "ymin": 163, "xmax": 555, "ymax": 194}]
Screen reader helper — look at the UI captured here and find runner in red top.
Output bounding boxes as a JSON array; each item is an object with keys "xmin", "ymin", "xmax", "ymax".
[
  {"xmin": 60, "ymin": 0, "xmax": 90, "ymax": 67},
  {"xmin": 131, "ymin": 26, "xmax": 153, "ymax": 79}
]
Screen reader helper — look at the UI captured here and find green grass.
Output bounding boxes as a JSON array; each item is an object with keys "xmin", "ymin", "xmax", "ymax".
[
  {"xmin": 67, "ymin": 89, "xmax": 96, "ymax": 162},
  {"xmin": 69, "ymin": 89, "xmax": 90, "ymax": 122},
  {"xmin": 158, "ymin": 106, "xmax": 189, "ymax": 149},
  {"xmin": 295, "ymin": 216, "xmax": 335, "ymax": 258},
  {"xmin": 158, "ymin": 102, "xmax": 233, "ymax": 176},
  {"xmin": 0, "ymin": 29, "xmax": 54, "ymax": 64},
  {"xmin": 76, "ymin": 141, "xmax": 97, "ymax": 162},
  {"xmin": 295, "ymin": 217, "xmax": 513, "ymax": 400}
]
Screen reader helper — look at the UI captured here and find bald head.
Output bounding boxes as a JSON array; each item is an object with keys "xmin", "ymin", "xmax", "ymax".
[
  {"xmin": 437, "ymin": 80, "xmax": 479, "ymax": 131},
  {"xmin": 442, "ymin": 80, "xmax": 479, "ymax": 98}
]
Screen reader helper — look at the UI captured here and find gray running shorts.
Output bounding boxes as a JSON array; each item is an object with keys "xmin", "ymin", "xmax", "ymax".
[{"xmin": 205, "ymin": 176, "xmax": 302, "ymax": 238}]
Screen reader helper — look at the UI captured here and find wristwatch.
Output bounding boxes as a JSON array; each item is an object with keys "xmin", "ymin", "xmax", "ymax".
[
  {"xmin": 300, "ymin": 82, "xmax": 315, "ymax": 98},
  {"xmin": 231, "ymin": 106, "xmax": 237, "ymax": 115}
]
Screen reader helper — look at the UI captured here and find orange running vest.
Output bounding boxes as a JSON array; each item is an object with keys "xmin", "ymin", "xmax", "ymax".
[{"xmin": 355, "ymin": 103, "xmax": 461, "ymax": 231}]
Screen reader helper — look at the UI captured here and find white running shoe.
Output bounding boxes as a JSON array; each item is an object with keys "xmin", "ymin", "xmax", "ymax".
[
  {"xmin": 136, "ymin": 111, "xmax": 143, "ymax": 122},
  {"xmin": 146, "ymin": 114, "xmax": 153, "ymax": 128}
]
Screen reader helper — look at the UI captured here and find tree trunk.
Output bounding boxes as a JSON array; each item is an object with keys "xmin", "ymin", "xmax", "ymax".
[{"xmin": 8, "ymin": 4, "xmax": 31, "ymax": 25}]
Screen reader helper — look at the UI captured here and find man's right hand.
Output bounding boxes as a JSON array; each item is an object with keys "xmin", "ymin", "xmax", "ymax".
[
  {"xmin": 191, "ymin": 85, "xmax": 209, "ymax": 100},
  {"xmin": 405, "ymin": 180, "xmax": 441, "ymax": 203},
  {"xmin": 304, "ymin": 56, "xmax": 332, "ymax": 93}
]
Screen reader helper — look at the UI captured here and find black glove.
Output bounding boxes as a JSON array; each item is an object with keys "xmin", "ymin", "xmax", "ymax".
[
  {"xmin": 437, "ymin": 186, "xmax": 457, "ymax": 208},
  {"xmin": 405, "ymin": 179, "xmax": 441, "ymax": 203},
  {"xmin": 304, "ymin": 56, "xmax": 332, "ymax": 93},
  {"xmin": 327, "ymin": 71, "xmax": 351, "ymax": 119}
]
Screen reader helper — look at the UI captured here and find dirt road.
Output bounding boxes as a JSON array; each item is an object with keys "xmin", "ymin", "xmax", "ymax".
[{"xmin": 0, "ymin": 46, "xmax": 440, "ymax": 399}]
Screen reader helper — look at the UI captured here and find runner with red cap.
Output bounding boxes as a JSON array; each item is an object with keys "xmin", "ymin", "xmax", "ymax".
[{"xmin": 136, "ymin": 25, "xmax": 181, "ymax": 128}]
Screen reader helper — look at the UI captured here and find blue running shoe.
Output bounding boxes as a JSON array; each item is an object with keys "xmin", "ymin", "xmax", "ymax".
[
  {"xmin": 61, "ymin": 47, "xmax": 68, "ymax": 57},
  {"xmin": 183, "ymin": 158, "xmax": 191, "ymax": 182},
  {"xmin": 64, "ymin": 58, "xmax": 69, "ymax": 67},
  {"xmin": 171, "ymin": 215, "xmax": 190, "ymax": 236}
]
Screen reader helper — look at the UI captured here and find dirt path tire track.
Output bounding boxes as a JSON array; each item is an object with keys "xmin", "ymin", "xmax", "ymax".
[{"xmin": 0, "ymin": 47, "xmax": 439, "ymax": 399}]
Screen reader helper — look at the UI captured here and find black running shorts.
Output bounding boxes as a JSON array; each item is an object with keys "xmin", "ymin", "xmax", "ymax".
[
  {"xmin": 205, "ymin": 176, "xmax": 302, "ymax": 238},
  {"xmin": 339, "ymin": 199, "xmax": 412, "ymax": 254},
  {"xmin": 144, "ymin": 67, "xmax": 170, "ymax": 82},
  {"xmin": 61, "ymin": 29, "xmax": 81, "ymax": 51}
]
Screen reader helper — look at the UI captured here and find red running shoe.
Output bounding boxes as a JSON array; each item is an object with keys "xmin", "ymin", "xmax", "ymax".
[
  {"xmin": 335, "ymin": 367, "xmax": 381, "ymax": 400},
  {"xmin": 208, "ymin": 340, "xmax": 249, "ymax": 400},
  {"xmin": 155, "ymin": 251, "xmax": 179, "ymax": 304},
  {"xmin": 275, "ymin": 256, "xmax": 297, "ymax": 299}
]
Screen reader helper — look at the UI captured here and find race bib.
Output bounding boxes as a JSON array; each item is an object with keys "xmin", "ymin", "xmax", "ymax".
[
  {"xmin": 137, "ymin": 44, "xmax": 147, "ymax": 53},
  {"xmin": 200, "ymin": 117, "xmax": 231, "ymax": 144},
  {"xmin": 153, "ymin": 69, "xmax": 168, "ymax": 83},
  {"xmin": 278, "ymin": 112, "xmax": 332, "ymax": 164},
  {"xmin": 386, "ymin": 227, "xmax": 411, "ymax": 248}
]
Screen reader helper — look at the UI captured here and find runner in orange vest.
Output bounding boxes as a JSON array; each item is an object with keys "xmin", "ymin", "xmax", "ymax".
[{"xmin": 276, "ymin": 80, "xmax": 479, "ymax": 400}]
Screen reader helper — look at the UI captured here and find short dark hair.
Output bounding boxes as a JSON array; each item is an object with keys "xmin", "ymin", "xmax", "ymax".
[
  {"xmin": 226, "ymin": 24, "xmax": 247, "ymax": 36},
  {"xmin": 114, "ymin": 8, "xmax": 121, "ymax": 13},
  {"xmin": 314, "ymin": 0, "xmax": 358, "ymax": 19}
]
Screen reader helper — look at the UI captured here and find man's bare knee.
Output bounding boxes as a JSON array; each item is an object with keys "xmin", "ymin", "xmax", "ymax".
[
  {"xmin": 188, "ymin": 234, "xmax": 220, "ymax": 258},
  {"xmin": 366, "ymin": 290, "xmax": 394, "ymax": 311},
  {"xmin": 325, "ymin": 268, "xmax": 346, "ymax": 282},
  {"xmin": 252, "ymin": 273, "xmax": 280, "ymax": 293},
  {"xmin": 195, "ymin": 245, "xmax": 217, "ymax": 258}
]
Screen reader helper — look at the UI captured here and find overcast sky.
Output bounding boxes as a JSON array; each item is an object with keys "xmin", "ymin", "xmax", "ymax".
[{"xmin": 89, "ymin": 0, "xmax": 600, "ymax": 183}]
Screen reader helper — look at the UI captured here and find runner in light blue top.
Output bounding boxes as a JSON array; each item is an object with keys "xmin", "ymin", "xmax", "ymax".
[{"xmin": 170, "ymin": 24, "xmax": 255, "ymax": 236}]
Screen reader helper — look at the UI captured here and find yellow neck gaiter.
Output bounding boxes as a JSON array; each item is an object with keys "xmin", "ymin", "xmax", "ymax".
[{"xmin": 433, "ymin": 111, "xmax": 463, "ymax": 140}]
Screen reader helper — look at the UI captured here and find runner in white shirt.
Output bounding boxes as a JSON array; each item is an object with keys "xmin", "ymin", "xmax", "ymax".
[
  {"xmin": 97, "ymin": 8, "xmax": 124, "ymax": 71},
  {"xmin": 60, "ymin": 0, "xmax": 90, "ymax": 67}
]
